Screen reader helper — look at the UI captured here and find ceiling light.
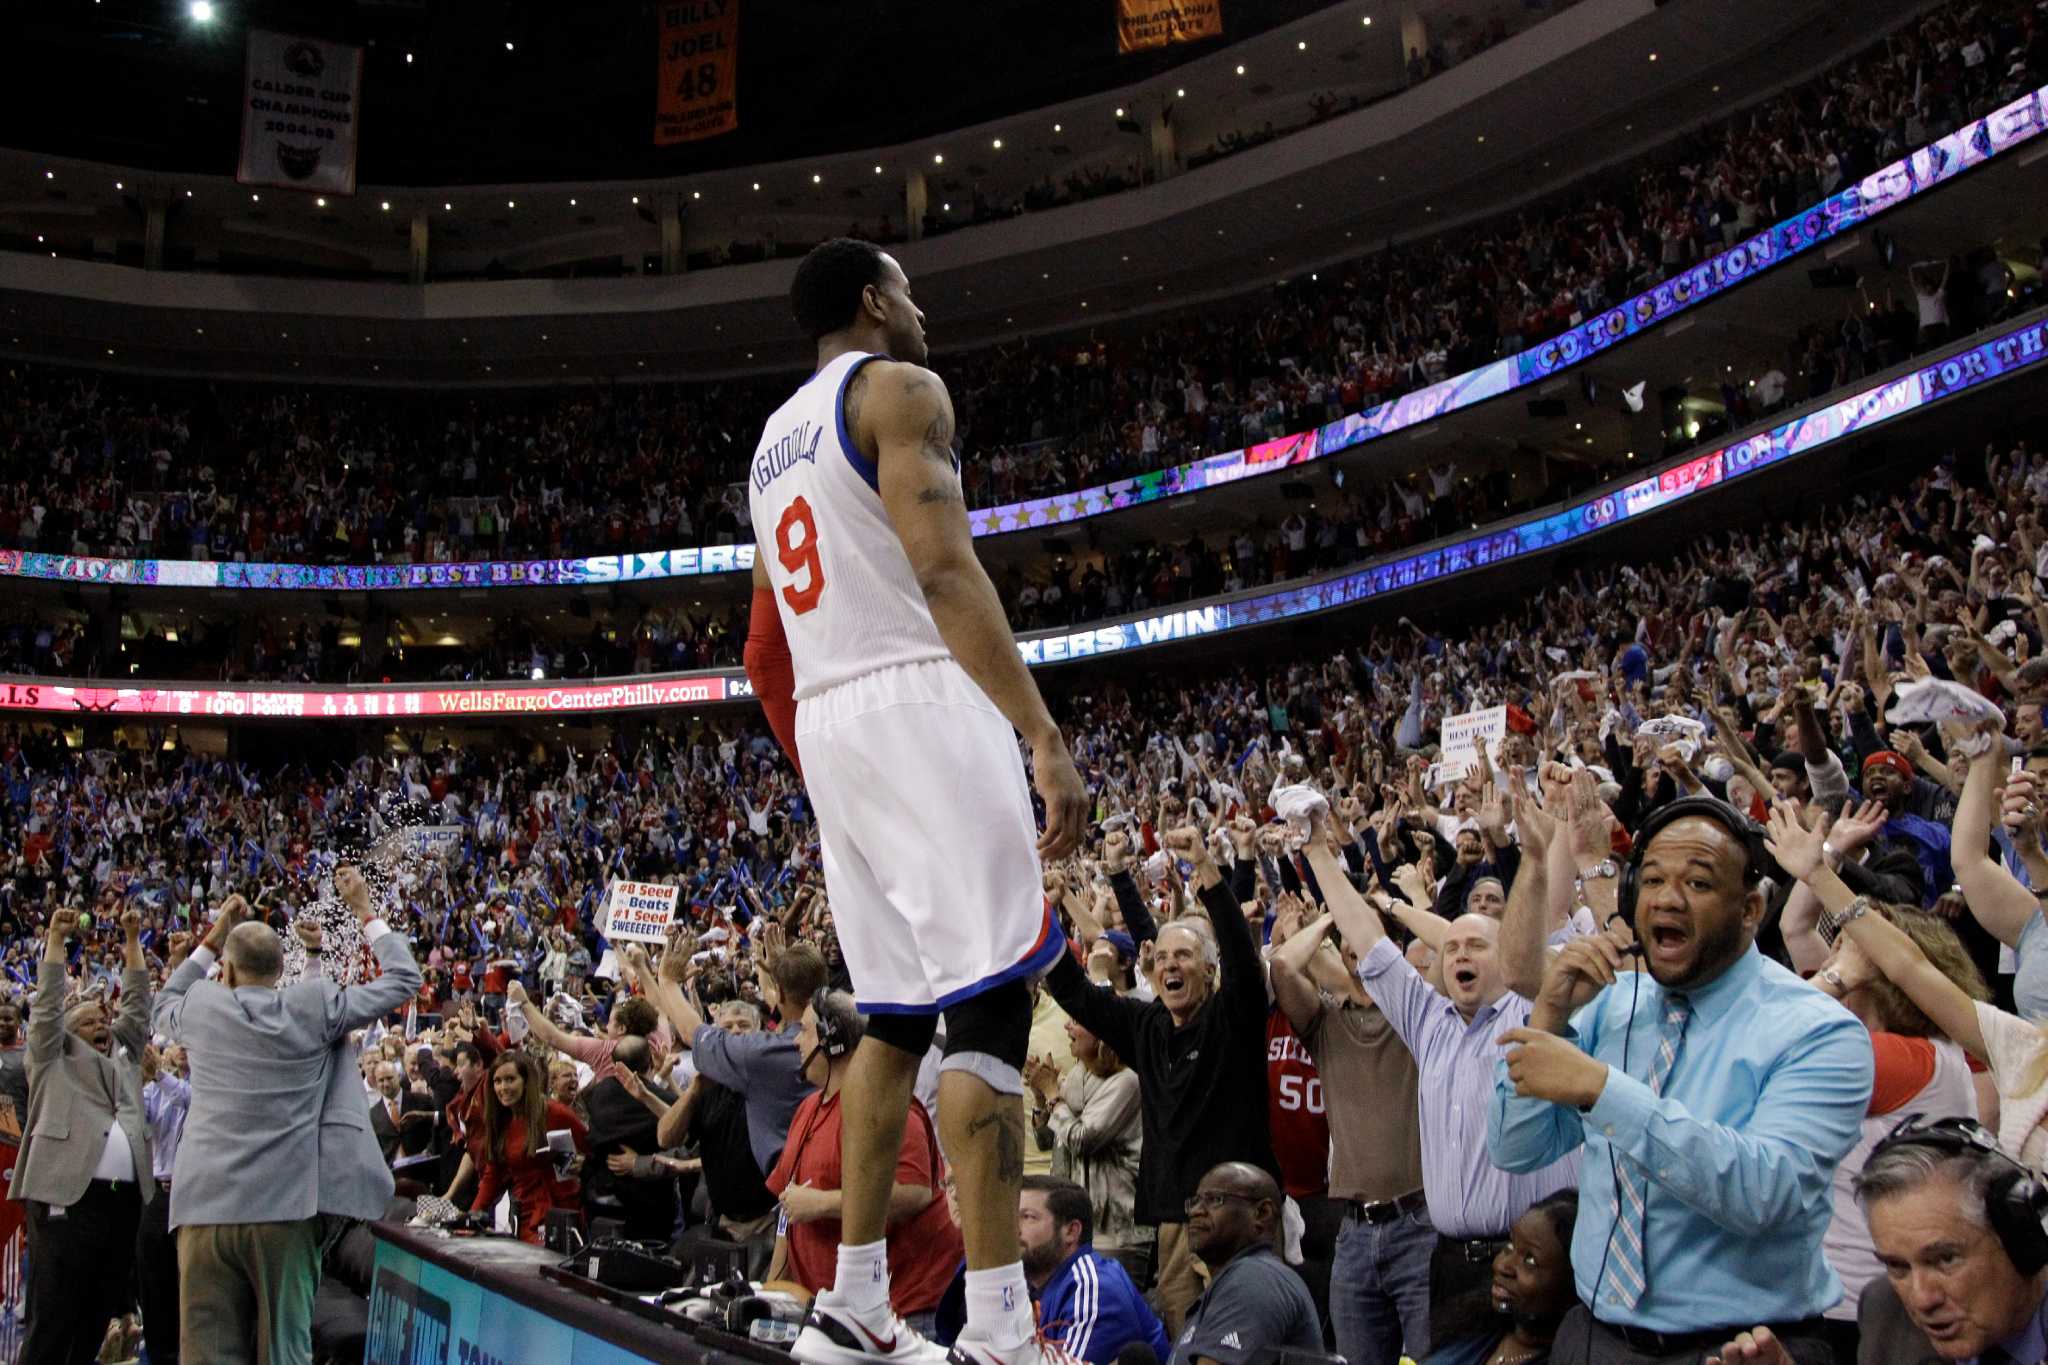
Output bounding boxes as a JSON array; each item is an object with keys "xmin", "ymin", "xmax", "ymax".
[
  {"xmin": 691, "ymin": 190, "xmax": 700, "ymax": 199},
  {"xmin": 874, "ymin": 164, "xmax": 883, "ymax": 174},
  {"xmin": 380, "ymin": 200, "xmax": 390, "ymax": 211},
  {"xmin": 811, "ymin": 173, "xmax": 821, "ymax": 183},
  {"xmin": 933, "ymin": 153, "xmax": 944, "ymax": 164},
  {"xmin": 1297, "ymin": 40, "xmax": 1308, "ymax": 50},
  {"xmin": 1362, "ymin": 14, "xmax": 1373, "ymax": 24},
  {"xmin": 107, "ymin": 348, "xmax": 115, "ymax": 356},
  {"xmin": 1115, "ymin": 107, "xmax": 1125, "ymax": 117},
  {"xmin": 751, "ymin": 182, "xmax": 760, "ymax": 191},
  {"xmin": 1175, "ymin": 87, "xmax": 1185, "ymax": 97},
  {"xmin": 43, "ymin": 171, "xmax": 52, "ymax": 180},
  {"xmin": 991, "ymin": 138, "xmax": 1002, "ymax": 149},
  {"xmin": 507, "ymin": 199, "xmax": 515, "ymax": 208},
  {"xmin": 251, "ymin": 193, "xmax": 260, "ymax": 202},
  {"xmin": 1080, "ymin": 301, "xmax": 1088, "ymax": 308},
  {"xmin": 1647, "ymin": 51, "xmax": 1658, "ymax": 61},
  {"xmin": 114, "ymin": 181, "xmax": 123, "ymax": 190},
  {"xmin": 315, "ymin": 197, "xmax": 327, "ymax": 207},
  {"xmin": 505, "ymin": 41, "xmax": 514, "ymax": 51},
  {"xmin": 188, "ymin": 0, "xmax": 214, "ymax": 21},
  {"xmin": 405, "ymin": 52, "xmax": 413, "ymax": 64},
  {"xmin": 1053, "ymin": 123, "xmax": 1062, "ymax": 132},
  {"xmin": 568, "ymin": 197, "xmax": 576, "ymax": 206},
  {"xmin": 1235, "ymin": 64, "xmax": 1246, "ymax": 74},
  {"xmin": 1476, "ymin": 135, "xmax": 1485, "ymax": 143},
  {"xmin": 184, "ymin": 189, "xmax": 192, "ymax": 197},
  {"xmin": 443, "ymin": 202, "xmax": 452, "ymax": 210},
  {"xmin": 631, "ymin": 195, "xmax": 639, "ymax": 204},
  {"xmin": 942, "ymin": 202, "xmax": 950, "ymax": 211}
]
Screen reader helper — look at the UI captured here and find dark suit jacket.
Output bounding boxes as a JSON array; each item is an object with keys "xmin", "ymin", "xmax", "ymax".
[
  {"xmin": 1855, "ymin": 1277, "xmax": 1945, "ymax": 1365},
  {"xmin": 368, "ymin": 1091, "xmax": 438, "ymax": 1163}
]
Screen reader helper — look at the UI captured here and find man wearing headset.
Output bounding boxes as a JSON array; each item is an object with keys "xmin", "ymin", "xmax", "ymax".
[
  {"xmin": 765, "ymin": 989, "xmax": 965, "ymax": 1336},
  {"xmin": 1486, "ymin": 797, "xmax": 1874, "ymax": 1364},
  {"xmin": 1706, "ymin": 1115, "xmax": 2048, "ymax": 1365}
]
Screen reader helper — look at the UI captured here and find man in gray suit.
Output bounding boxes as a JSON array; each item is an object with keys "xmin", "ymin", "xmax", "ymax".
[
  {"xmin": 19, "ymin": 905, "xmax": 153, "ymax": 1365},
  {"xmin": 154, "ymin": 865, "xmax": 421, "ymax": 1365}
]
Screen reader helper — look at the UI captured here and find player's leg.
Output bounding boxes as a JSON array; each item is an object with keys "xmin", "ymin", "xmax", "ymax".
[
  {"xmin": 937, "ymin": 981, "xmax": 1046, "ymax": 1363},
  {"xmin": 835, "ymin": 1012, "xmax": 933, "ymax": 1254}
]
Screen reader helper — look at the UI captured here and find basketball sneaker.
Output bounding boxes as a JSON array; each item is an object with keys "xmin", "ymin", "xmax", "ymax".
[
  {"xmin": 947, "ymin": 1327, "xmax": 1087, "ymax": 1365},
  {"xmin": 792, "ymin": 1290, "xmax": 951, "ymax": 1365}
]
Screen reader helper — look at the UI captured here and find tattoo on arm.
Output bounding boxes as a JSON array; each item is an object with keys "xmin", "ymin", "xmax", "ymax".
[
  {"xmin": 917, "ymin": 484, "xmax": 963, "ymax": 506},
  {"xmin": 842, "ymin": 367, "xmax": 869, "ymax": 454}
]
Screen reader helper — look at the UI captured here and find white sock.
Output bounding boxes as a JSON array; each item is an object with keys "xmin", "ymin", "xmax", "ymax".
[
  {"xmin": 964, "ymin": 1262, "xmax": 1034, "ymax": 1349},
  {"xmin": 836, "ymin": 1239, "xmax": 891, "ymax": 1316}
]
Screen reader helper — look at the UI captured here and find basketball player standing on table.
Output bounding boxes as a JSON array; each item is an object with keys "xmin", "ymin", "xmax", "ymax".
[{"xmin": 744, "ymin": 237, "xmax": 1091, "ymax": 1365}]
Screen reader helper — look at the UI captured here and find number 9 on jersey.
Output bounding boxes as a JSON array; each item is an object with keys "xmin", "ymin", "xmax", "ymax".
[{"xmin": 776, "ymin": 496, "xmax": 826, "ymax": 615}]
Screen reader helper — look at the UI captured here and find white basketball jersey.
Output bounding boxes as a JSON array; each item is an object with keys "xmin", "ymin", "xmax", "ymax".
[{"xmin": 746, "ymin": 350, "xmax": 953, "ymax": 699}]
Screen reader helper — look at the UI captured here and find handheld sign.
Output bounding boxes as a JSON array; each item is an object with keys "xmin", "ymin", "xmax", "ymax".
[{"xmin": 599, "ymin": 879, "xmax": 679, "ymax": 944}]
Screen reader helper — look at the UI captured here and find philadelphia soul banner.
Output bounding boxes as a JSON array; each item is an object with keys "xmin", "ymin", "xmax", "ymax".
[
  {"xmin": 14, "ymin": 80, "xmax": 2048, "ymax": 598},
  {"xmin": 237, "ymin": 29, "xmax": 363, "ymax": 195}
]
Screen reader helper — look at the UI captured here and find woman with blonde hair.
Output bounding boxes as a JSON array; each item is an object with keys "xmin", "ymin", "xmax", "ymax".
[
  {"xmin": 1799, "ymin": 895, "xmax": 1984, "ymax": 1360},
  {"xmin": 1766, "ymin": 801, "xmax": 2047, "ymax": 1169}
]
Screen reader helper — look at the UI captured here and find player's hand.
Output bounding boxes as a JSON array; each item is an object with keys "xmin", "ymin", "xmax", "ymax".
[{"xmin": 1033, "ymin": 733, "xmax": 1090, "ymax": 860}]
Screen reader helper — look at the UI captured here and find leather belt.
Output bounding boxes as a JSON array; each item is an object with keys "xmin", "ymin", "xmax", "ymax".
[{"xmin": 1346, "ymin": 1190, "xmax": 1426, "ymax": 1225}]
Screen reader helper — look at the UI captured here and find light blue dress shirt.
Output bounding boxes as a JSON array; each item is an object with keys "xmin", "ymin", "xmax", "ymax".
[
  {"xmin": 143, "ymin": 1073, "xmax": 191, "ymax": 1183},
  {"xmin": 1359, "ymin": 939, "xmax": 1578, "ymax": 1237},
  {"xmin": 1487, "ymin": 945, "xmax": 1873, "ymax": 1333}
]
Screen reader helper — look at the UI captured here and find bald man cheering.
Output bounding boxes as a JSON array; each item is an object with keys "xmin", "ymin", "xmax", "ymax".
[{"xmin": 154, "ymin": 868, "xmax": 422, "ymax": 1365}]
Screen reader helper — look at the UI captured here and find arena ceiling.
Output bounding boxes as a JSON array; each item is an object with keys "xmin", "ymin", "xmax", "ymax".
[{"xmin": 5, "ymin": 0, "xmax": 1347, "ymax": 185}]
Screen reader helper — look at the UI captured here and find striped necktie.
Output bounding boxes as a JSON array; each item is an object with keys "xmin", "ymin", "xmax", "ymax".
[{"xmin": 1604, "ymin": 993, "xmax": 1691, "ymax": 1310}]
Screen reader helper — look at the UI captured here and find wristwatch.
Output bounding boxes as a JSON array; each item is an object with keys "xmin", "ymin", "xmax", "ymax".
[{"xmin": 1579, "ymin": 859, "xmax": 1620, "ymax": 881}]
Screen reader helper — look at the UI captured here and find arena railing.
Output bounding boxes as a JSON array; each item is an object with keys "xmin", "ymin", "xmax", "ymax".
[
  {"xmin": 3, "ymin": 304, "xmax": 2040, "ymax": 724},
  {"xmin": 4, "ymin": 80, "xmax": 2046, "ymax": 599}
]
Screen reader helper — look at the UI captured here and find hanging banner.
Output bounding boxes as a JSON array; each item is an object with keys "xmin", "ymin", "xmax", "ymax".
[
  {"xmin": 1116, "ymin": 0, "xmax": 1223, "ymax": 54},
  {"xmin": 655, "ymin": 0, "xmax": 740, "ymax": 145},
  {"xmin": 237, "ymin": 29, "xmax": 363, "ymax": 195}
]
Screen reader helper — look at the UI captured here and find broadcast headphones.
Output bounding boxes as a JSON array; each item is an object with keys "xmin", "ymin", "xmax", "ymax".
[
  {"xmin": 1869, "ymin": 1114, "xmax": 2048, "ymax": 1277},
  {"xmin": 807, "ymin": 986, "xmax": 858, "ymax": 1062},
  {"xmin": 1615, "ymin": 796, "xmax": 1770, "ymax": 924}
]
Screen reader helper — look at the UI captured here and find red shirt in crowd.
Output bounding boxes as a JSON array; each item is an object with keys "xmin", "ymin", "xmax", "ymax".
[
  {"xmin": 1266, "ymin": 1010, "xmax": 1330, "ymax": 1199},
  {"xmin": 767, "ymin": 1090, "xmax": 962, "ymax": 1314},
  {"xmin": 470, "ymin": 1100, "xmax": 589, "ymax": 1245}
]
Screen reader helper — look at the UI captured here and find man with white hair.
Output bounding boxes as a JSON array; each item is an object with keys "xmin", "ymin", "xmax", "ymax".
[
  {"xmin": 19, "ymin": 905, "xmax": 153, "ymax": 1364},
  {"xmin": 1042, "ymin": 827, "xmax": 1279, "ymax": 1337}
]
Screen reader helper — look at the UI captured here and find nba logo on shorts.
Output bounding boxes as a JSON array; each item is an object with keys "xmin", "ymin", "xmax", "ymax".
[{"xmin": 1003, "ymin": 1285, "xmax": 1016, "ymax": 1312}]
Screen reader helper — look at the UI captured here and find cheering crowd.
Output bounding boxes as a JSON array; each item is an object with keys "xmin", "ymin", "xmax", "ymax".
[
  {"xmin": 2, "ymin": 0, "xmax": 2042, "ymax": 578},
  {"xmin": 0, "ymin": 416, "xmax": 2042, "ymax": 1361}
]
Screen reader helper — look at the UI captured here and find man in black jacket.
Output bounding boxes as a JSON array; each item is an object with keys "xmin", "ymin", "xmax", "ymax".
[
  {"xmin": 1043, "ymin": 824, "xmax": 1277, "ymax": 1338},
  {"xmin": 581, "ymin": 1035, "xmax": 678, "ymax": 1242}
]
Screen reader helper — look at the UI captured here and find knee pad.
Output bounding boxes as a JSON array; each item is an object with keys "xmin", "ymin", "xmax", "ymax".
[
  {"xmin": 939, "ymin": 981, "xmax": 1032, "ymax": 1095},
  {"xmin": 861, "ymin": 1010, "xmax": 939, "ymax": 1058}
]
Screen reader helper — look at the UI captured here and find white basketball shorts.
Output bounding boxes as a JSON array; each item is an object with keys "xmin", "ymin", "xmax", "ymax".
[{"xmin": 795, "ymin": 658, "xmax": 1062, "ymax": 1014}]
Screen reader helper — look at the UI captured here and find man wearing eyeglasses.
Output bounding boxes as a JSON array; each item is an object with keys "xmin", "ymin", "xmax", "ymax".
[{"xmin": 1169, "ymin": 1163, "xmax": 1322, "ymax": 1365}]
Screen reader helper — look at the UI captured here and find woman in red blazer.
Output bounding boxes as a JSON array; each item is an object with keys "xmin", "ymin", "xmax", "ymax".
[{"xmin": 470, "ymin": 1050, "xmax": 587, "ymax": 1243}]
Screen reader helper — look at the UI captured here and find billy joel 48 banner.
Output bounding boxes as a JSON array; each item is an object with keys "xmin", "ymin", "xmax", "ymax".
[
  {"xmin": 656, "ymin": 1, "xmax": 739, "ymax": 145},
  {"xmin": 1116, "ymin": 0, "xmax": 1223, "ymax": 54},
  {"xmin": 237, "ymin": 29, "xmax": 363, "ymax": 196}
]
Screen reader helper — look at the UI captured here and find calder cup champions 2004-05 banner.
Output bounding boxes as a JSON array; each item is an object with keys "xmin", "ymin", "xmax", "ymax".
[{"xmin": 237, "ymin": 29, "xmax": 363, "ymax": 196}]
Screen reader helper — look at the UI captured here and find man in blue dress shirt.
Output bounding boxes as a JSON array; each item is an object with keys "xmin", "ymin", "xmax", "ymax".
[{"xmin": 1488, "ymin": 798, "xmax": 1872, "ymax": 1364}]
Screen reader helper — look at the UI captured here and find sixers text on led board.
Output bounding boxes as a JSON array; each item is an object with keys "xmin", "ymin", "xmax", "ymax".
[{"xmin": 5, "ymin": 86, "xmax": 2043, "ymax": 599}]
